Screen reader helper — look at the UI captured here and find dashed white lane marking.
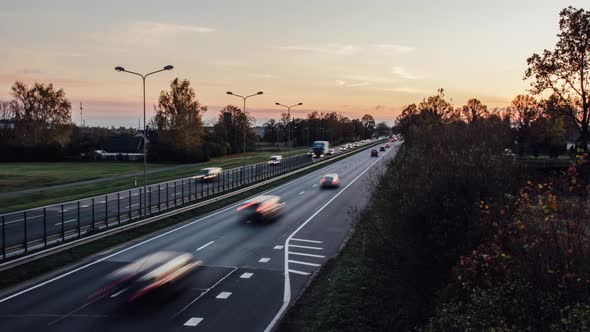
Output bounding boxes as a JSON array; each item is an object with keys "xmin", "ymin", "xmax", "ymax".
[
  {"xmin": 288, "ymin": 269, "xmax": 310, "ymax": 276},
  {"xmin": 125, "ymin": 203, "xmax": 140, "ymax": 208},
  {"xmin": 196, "ymin": 241, "xmax": 215, "ymax": 251},
  {"xmin": 80, "ymin": 205, "xmax": 89, "ymax": 208},
  {"xmin": 184, "ymin": 317, "xmax": 203, "ymax": 327},
  {"xmin": 216, "ymin": 292, "xmax": 232, "ymax": 299},
  {"xmin": 289, "ymin": 244, "xmax": 323, "ymax": 250},
  {"xmin": 110, "ymin": 288, "xmax": 127, "ymax": 298},
  {"xmin": 290, "ymin": 238, "xmax": 323, "ymax": 244},
  {"xmin": 274, "ymin": 245, "xmax": 284, "ymax": 250},
  {"xmin": 288, "ymin": 252, "xmax": 326, "ymax": 258},
  {"xmin": 299, "ymin": 191, "xmax": 304, "ymax": 195},
  {"xmin": 288, "ymin": 260, "xmax": 321, "ymax": 267},
  {"xmin": 54, "ymin": 219, "xmax": 77, "ymax": 226},
  {"xmin": 312, "ymin": 184, "xmax": 318, "ymax": 187},
  {"xmin": 5, "ymin": 215, "xmax": 42, "ymax": 225},
  {"xmin": 240, "ymin": 273, "xmax": 254, "ymax": 279},
  {"xmin": 259, "ymin": 257, "xmax": 271, "ymax": 263}
]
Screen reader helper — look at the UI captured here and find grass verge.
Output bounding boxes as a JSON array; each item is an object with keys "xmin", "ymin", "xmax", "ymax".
[
  {"xmin": 0, "ymin": 148, "xmax": 309, "ymax": 214},
  {"xmin": 0, "ymin": 148, "xmax": 347, "ymax": 292}
]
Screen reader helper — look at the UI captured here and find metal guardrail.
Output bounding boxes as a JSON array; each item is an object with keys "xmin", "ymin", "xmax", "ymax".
[{"xmin": 0, "ymin": 141, "xmax": 384, "ymax": 263}]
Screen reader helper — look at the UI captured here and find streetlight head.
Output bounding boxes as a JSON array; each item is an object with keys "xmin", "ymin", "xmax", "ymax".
[
  {"xmin": 257, "ymin": 91, "xmax": 264, "ymax": 95},
  {"xmin": 164, "ymin": 65, "xmax": 174, "ymax": 71},
  {"xmin": 115, "ymin": 66, "xmax": 125, "ymax": 72},
  {"xmin": 275, "ymin": 102, "xmax": 281, "ymax": 105},
  {"xmin": 227, "ymin": 91, "xmax": 233, "ymax": 95},
  {"xmin": 298, "ymin": 103, "xmax": 303, "ymax": 105}
]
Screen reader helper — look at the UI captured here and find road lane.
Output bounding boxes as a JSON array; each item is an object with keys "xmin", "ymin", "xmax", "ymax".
[{"xmin": 0, "ymin": 141, "xmax": 398, "ymax": 331}]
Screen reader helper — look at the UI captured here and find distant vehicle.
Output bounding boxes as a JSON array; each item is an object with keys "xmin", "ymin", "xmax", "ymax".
[
  {"xmin": 312, "ymin": 141, "xmax": 330, "ymax": 158},
  {"xmin": 327, "ymin": 149, "xmax": 335, "ymax": 155},
  {"xmin": 353, "ymin": 143, "xmax": 359, "ymax": 148},
  {"xmin": 385, "ymin": 143, "xmax": 390, "ymax": 149},
  {"xmin": 196, "ymin": 167, "xmax": 222, "ymax": 181},
  {"xmin": 347, "ymin": 144, "xmax": 353, "ymax": 149},
  {"xmin": 307, "ymin": 149, "xmax": 314, "ymax": 156},
  {"xmin": 340, "ymin": 146, "xmax": 347, "ymax": 151},
  {"xmin": 361, "ymin": 140, "xmax": 365, "ymax": 143},
  {"xmin": 92, "ymin": 251, "xmax": 201, "ymax": 302},
  {"xmin": 371, "ymin": 150, "xmax": 379, "ymax": 157},
  {"xmin": 379, "ymin": 146, "xmax": 386, "ymax": 152},
  {"xmin": 237, "ymin": 195, "xmax": 284, "ymax": 222},
  {"xmin": 268, "ymin": 155, "xmax": 282, "ymax": 165},
  {"xmin": 320, "ymin": 173, "xmax": 340, "ymax": 188}
]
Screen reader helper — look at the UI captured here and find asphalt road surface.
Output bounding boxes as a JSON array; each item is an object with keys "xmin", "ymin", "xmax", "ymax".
[
  {"xmin": 0, "ymin": 141, "xmax": 377, "ymax": 255},
  {"xmin": 0, "ymin": 141, "xmax": 399, "ymax": 332}
]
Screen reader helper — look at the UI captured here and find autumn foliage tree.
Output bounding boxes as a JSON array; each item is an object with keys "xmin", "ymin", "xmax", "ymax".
[
  {"xmin": 525, "ymin": 6, "xmax": 590, "ymax": 147},
  {"xmin": 9, "ymin": 81, "xmax": 72, "ymax": 146},
  {"xmin": 153, "ymin": 78, "xmax": 206, "ymax": 161}
]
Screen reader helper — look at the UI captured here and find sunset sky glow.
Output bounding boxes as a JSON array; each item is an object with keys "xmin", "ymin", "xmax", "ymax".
[{"xmin": 0, "ymin": 0, "xmax": 586, "ymax": 127}]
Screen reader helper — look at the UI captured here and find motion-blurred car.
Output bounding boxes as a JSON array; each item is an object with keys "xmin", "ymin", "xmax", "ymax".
[
  {"xmin": 379, "ymin": 146, "xmax": 386, "ymax": 152},
  {"xmin": 340, "ymin": 146, "xmax": 347, "ymax": 151},
  {"xmin": 91, "ymin": 251, "xmax": 202, "ymax": 302},
  {"xmin": 320, "ymin": 173, "xmax": 340, "ymax": 188},
  {"xmin": 268, "ymin": 155, "xmax": 282, "ymax": 165},
  {"xmin": 371, "ymin": 149, "xmax": 379, "ymax": 157},
  {"xmin": 196, "ymin": 167, "xmax": 222, "ymax": 181},
  {"xmin": 327, "ymin": 149, "xmax": 335, "ymax": 155},
  {"xmin": 237, "ymin": 195, "xmax": 284, "ymax": 222}
]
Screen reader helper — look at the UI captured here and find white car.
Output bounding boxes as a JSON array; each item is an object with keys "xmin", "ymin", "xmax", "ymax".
[
  {"xmin": 196, "ymin": 167, "xmax": 222, "ymax": 181},
  {"xmin": 268, "ymin": 155, "xmax": 282, "ymax": 165},
  {"xmin": 327, "ymin": 149, "xmax": 335, "ymax": 155}
]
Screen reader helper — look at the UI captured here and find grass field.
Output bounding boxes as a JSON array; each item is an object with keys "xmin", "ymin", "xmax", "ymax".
[
  {"xmin": 0, "ymin": 147, "xmax": 309, "ymax": 213},
  {"xmin": 0, "ymin": 162, "xmax": 175, "ymax": 193}
]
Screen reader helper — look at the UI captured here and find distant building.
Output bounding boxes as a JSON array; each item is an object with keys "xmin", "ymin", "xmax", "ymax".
[{"xmin": 94, "ymin": 135, "xmax": 145, "ymax": 161}]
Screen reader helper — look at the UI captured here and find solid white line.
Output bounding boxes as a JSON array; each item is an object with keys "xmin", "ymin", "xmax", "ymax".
[
  {"xmin": 289, "ymin": 244, "xmax": 323, "ymax": 250},
  {"xmin": 196, "ymin": 241, "xmax": 215, "ymax": 251},
  {"xmin": 288, "ymin": 260, "xmax": 320, "ymax": 267},
  {"xmin": 110, "ymin": 288, "xmax": 127, "ymax": 298},
  {"xmin": 0, "ymin": 145, "xmax": 380, "ymax": 304},
  {"xmin": 288, "ymin": 252, "xmax": 325, "ymax": 258},
  {"xmin": 184, "ymin": 317, "xmax": 203, "ymax": 327},
  {"xmin": 288, "ymin": 269, "xmax": 310, "ymax": 276},
  {"xmin": 240, "ymin": 272, "xmax": 254, "ymax": 279},
  {"xmin": 259, "ymin": 257, "xmax": 271, "ymax": 263},
  {"xmin": 216, "ymin": 292, "xmax": 232, "ymax": 299},
  {"xmin": 264, "ymin": 148, "xmax": 389, "ymax": 332},
  {"xmin": 290, "ymin": 238, "xmax": 323, "ymax": 244}
]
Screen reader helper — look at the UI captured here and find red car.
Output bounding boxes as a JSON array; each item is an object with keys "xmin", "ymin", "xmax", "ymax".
[{"xmin": 371, "ymin": 150, "xmax": 379, "ymax": 157}]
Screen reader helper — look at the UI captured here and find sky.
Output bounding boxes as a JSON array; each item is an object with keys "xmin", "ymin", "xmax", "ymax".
[{"xmin": 0, "ymin": 0, "xmax": 586, "ymax": 127}]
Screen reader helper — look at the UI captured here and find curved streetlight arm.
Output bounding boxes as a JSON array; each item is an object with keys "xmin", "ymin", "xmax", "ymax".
[
  {"xmin": 145, "ymin": 68, "xmax": 169, "ymax": 78},
  {"xmin": 119, "ymin": 69, "xmax": 144, "ymax": 79}
]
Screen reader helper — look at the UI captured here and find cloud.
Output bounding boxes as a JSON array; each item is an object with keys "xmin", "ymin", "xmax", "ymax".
[
  {"xmin": 336, "ymin": 80, "xmax": 346, "ymax": 86},
  {"xmin": 137, "ymin": 21, "xmax": 215, "ymax": 34},
  {"xmin": 343, "ymin": 74, "xmax": 398, "ymax": 84},
  {"xmin": 22, "ymin": 68, "xmax": 42, "ymax": 75},
  {"xmin": 392, "ymin": 66, "xmax": 419, "ymax": 80},
  {"xmin": 279, "ymin": 44, "xmax": 361, "ymax": 55},
  {"xmin": 373, "ymin": 44, "xmax": 415, "ymax": 53},
  {"xmin": 249, "ymin": 73, "xmax": 276, "ymax": 79},
  {"xmin": 346, "ymin": 82, "xmax": 369, "ymax": 87},
  {"xmin": 380, "ymin": 87, "xmax": 423, "ymax": 94}
]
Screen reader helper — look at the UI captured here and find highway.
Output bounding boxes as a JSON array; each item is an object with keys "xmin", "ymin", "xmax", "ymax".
[
  {"xmin": 0, "ymin": 141, "xmax": 399, "ymax": 331},
  {"xmin": 0, "ymin": 142, "xmax": 374, "ymax": 257}
]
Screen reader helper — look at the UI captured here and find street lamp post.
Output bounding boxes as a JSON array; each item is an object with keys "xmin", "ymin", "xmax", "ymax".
[
  {"xmin": 226, "ymin": 91, "xmax": 263, "ymax": 182},
  {"xmin": 115, "ymin": 65, "xmax": 173, "ymax": 216},
  {"xmin": 275, "ymin": 102, "xmax": 303, "ymax": 158}
]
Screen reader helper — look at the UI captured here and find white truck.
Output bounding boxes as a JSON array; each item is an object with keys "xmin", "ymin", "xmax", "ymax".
[{"xmin": 312, "ymin": 141, "xmax": 330, "ymax": 158}]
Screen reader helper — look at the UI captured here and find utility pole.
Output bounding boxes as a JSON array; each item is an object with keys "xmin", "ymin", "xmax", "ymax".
[{"xmin": 80, "ymin": 102, "xmax": 83, "ymax": 127}]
